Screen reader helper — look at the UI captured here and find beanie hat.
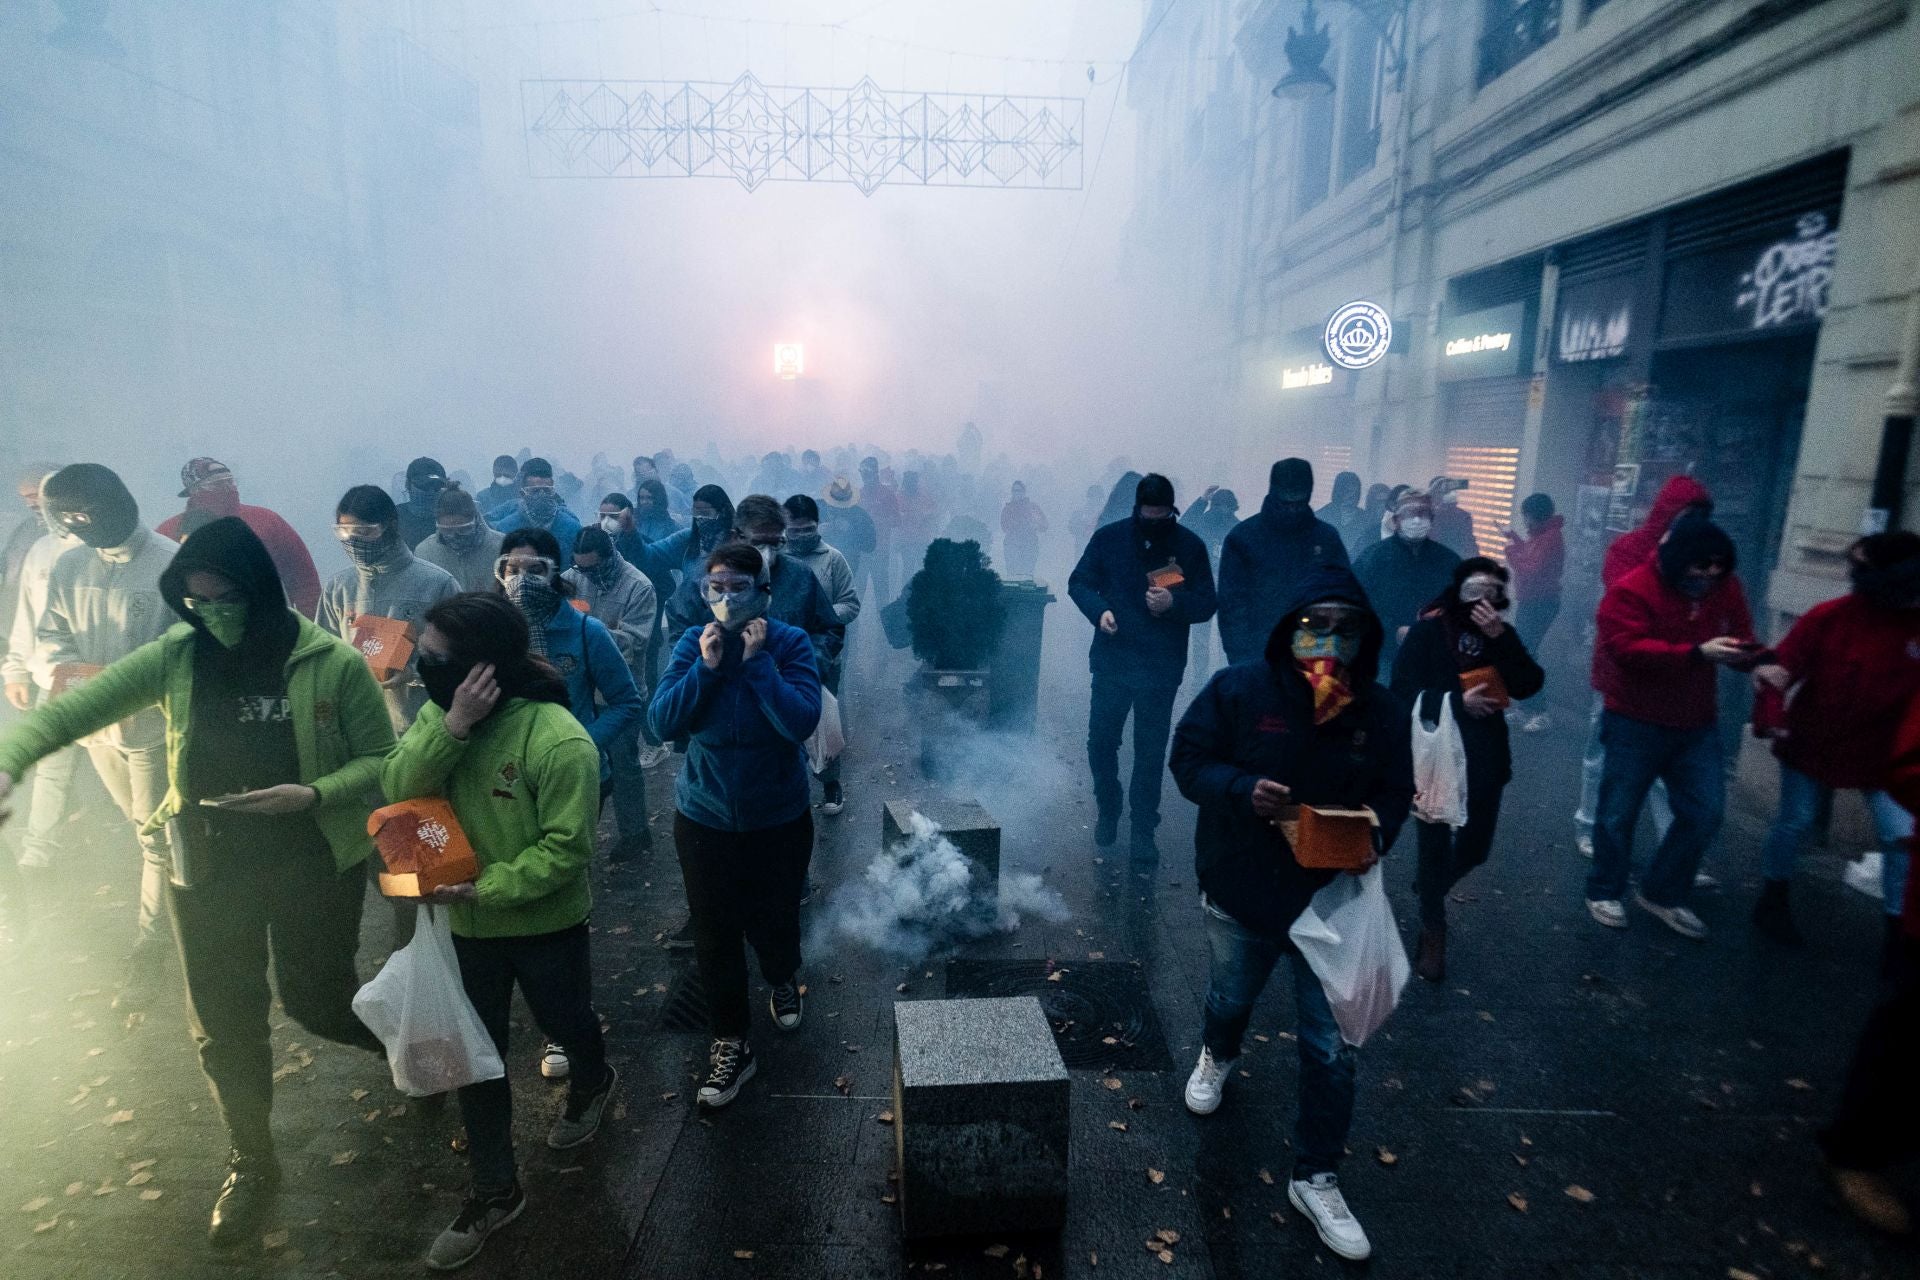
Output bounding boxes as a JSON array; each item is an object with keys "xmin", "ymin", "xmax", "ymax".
[
  {"xmin": 1270, "ymin": 457, "xmax": 1314, "ymax": 502},
  {"xmin": 1135, "ymin": 473, "xmax": 1175, "ymax": 509}
]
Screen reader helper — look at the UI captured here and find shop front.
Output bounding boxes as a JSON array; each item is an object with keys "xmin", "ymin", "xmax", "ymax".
[{"xmin": 1438, "ymin": 289, "xmax": 1538, "ymax": 560}]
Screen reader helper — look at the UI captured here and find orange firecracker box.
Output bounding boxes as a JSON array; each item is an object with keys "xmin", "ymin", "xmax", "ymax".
[
  {"xmin": 1147, "ymin": 563, "xmax": 1185, "ymax": 590},
  {"xmin": 351, "ymin": 615, "xmax": 415, "ymax": 681},
  {"xmin": 51, "ymin": 663, "xmax": 105, "ymax": 696},
  {"xmin": 367, "ymin": 797, "xmax": 480, "ymax": 899},
  {"xmin": 1277, "ymin": 804, "xmax": 1380, "ymax": 871},
  {"xmin": 1459, "ymin": 665, "xmax": 1511, "ymax": 708},
  {"xmin": 569, "ymin": 597, "xmax": 590, "ymax": 613}
]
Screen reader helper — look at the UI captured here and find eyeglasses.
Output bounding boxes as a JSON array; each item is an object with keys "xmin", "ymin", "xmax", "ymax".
[
  {"xmin": 334, "ymin": 522, "xmax": 384, "ymax": 541},
  {"xmin": 1298, "ymin": 607, "xmax": 1369, "ymax": 639},
  {"xmin": 183, "ymin": 591, "xmax": 245, "ymax": 609}
]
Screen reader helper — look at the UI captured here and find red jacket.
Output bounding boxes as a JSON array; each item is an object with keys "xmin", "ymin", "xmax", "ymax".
[
  {"xmin": 1882, "ymin": 693, "xmax": 1920, "ymax": 939},
  {"xmin": 1592, "ymin": 562, "xmax": 1755, "ymax": 729},
  {"xmin": 1505, "ymin": 514, "xmax": 1565, "ymax": 603},
  {"xmin": 1765, "ymin": 593, "xmax": 1920, "ymax": 791},
  {"xmin": 156, "ymin": 502, "xmax": 321, "ymax": 618},
  {"xmin": 1602, "ymin": 475, "xmax": 1712, "ymax": 589}
]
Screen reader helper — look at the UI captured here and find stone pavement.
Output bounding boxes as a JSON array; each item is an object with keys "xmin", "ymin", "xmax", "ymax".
[{"xmin": 1, "ymin": 631, "xmax": 1914, "ymax": 1280}]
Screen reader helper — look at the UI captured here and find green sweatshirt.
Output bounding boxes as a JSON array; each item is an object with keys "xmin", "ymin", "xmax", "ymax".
[
  {"xmin": 0, "ymin": 615, "xmax": 395, "ymax": 871},
  {"xmin": 380, "ymin": 697, "xmax": 600, "ymax": 939}
]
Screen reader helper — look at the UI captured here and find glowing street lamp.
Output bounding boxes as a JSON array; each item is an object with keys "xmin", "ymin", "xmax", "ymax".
[{"xmin": 773, "ymin": 343, "xmax": 805, "ymax": 380}]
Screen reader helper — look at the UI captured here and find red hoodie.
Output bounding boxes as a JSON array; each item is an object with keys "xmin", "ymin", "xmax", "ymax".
[
  {"xmin": 1603, "ymin": 475, "xmax": 1712, "ymax": 589},
  {"xmin": 1760, "ymin": 593, "xmax": 1920, "ymax": 790},
  {"xmin": 1592, "ymin": 562, "xmax": 1755, "ymax": 729},
  {"xmin": 1505, "ymin": 514, "xmax": 1565, "ymax": 603},
  {"xmin": 156, "ymin": 499, "xmax": 321, "ymax": 619}
]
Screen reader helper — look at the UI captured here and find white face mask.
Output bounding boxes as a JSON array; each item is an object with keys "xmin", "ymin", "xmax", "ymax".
[
  {"xmin": 1397, "ymin": 516, "xmax": 1431, "ymax": 541},
  {"xmin": 599, "ymin": 515, "xmax": 622, "ymax": 535}
]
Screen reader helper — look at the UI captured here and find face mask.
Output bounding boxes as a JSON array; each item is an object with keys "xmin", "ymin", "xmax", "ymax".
[
  {"xmin": 185, "ymin": 599, "xmax": 248, "ymax": 649},
  {"xmin": 409, "ymin": 482, "xmax": 445, "ymax": 506},
  {"xmin": 505, "ymin": 571, "xmax": 562, "ymax": 617},
  {"xmin": 438, "ymin": 523, "xmax": 482, "ymax": 552},
  {"xmin": 188, "ymin": 487, "xmax": 240, "ymax": 518},
  {"xmin": 580, "ymin": 558, "xmax": 618, "ymax": 588},
  {"xmin": 522, "ymin": 490, "xmax": 559, "ymax": 524},
  {"xmin": 416, "ymin": 652, "xmax": 470, "ymax": 712},
  {"xmin": 1397, "ymin": 516, "xmax": 1431, "ymax": 542},
  {"xmin": 1292, "ymin": 629, "xmax": 1361, "ymax": 668},
  {"xmin": 708, "ymin": 591, "xmax": 769, "ymax": 631},
  {"xmin": 1852, "ymin": 559, "xmax": 1920, "ymax": 609},
  {"xmin": 599, "ymin": 515, "xmax": 624, "ymax": 535},
  {"xmin": 1135, "ymin": 513, "xmax": 1174, "ymax": 542},
  {"xmin": 694, "ymin": 514, "xmax": 727, "ymax": 542},
  {"xmin": 342, "ymin": 532, "xmax": 395, "ymax": 568},
  {"xmin": 1290, "ymin": 632, "xmax": 1359, "ymax": 725},
  {"xmin": 1678, "ymin": 574, "xmax": 1717, "ymax": 600},
  {"xmin": 786, "ymin": 531, "xmax": 822, "ymax": 556}
]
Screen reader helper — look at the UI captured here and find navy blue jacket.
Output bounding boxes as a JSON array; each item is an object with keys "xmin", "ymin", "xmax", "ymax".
[
  {"xmin": 648, "ymin": 617, "xmax": 822, "ymax": 832},
  {"xmin": 1068, "ymin": 518, "xmax": 1217, "ymax": 688},
  {"xmin": 1171, "ymin": 566, "xmax": 1413, "ymax": 937},
  {"xmin": 1216, "ymin": 494, "xmax": 1352, "ymax": 666},
  {"xmin": 664, "ymin": 553, "xmax": 845, "ymax": 677}
]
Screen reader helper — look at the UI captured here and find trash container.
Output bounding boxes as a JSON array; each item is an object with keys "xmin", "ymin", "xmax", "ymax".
[{"xmin": 987, "ymin": 579, "xmax": 1055, "ymax": 733}]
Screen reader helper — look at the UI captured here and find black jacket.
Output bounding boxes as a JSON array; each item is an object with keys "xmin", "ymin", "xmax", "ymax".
[
  {"xmin": 1352, "ymin": 535, "xmax": 1461, "ymax": 670},
  {"xmin": 1067, "ymin": 518, "xmax": 1217, "ymax": 688},
  {"xmin": 1171, "ymin": 566, "xmax": 1414, "ymax": 937},
  {"xmin": 1216, "ymin": 494, "xmax": 1351, "ymax": 666},
  {"xmin": 1390, "ymin": 608, "xmax": 1544, "ymax": 789}
]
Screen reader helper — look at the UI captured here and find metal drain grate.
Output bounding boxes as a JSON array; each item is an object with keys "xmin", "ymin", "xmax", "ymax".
[
  {"xmin": 654, "ymin": 968, "xmax": 709, "ymax": 1033},
  {"xmin": 944, "ymin": 960, "xmax": 1173, "ymax": 1072}
]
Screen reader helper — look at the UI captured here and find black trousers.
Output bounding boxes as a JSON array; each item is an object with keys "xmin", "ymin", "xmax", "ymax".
[
  {"xmin": 1414, "ymin": 774, "xmax": 1507, "ymax": 928},
  {"xmin": 675, "ymin": 809, "xmax": 814, "ymax": 1039},
  {"xmin": 168, "ymin": 844, "xmax": 383, "ymax": 1155},
  {"xmin": 1820, "ymin": 967, "xmax": 1920, "ymax": 1170},
  {"xmin": 452, "ymin": 922, "xmax": 608, "ymax": 1194},
  {"xmin": 1087, "ymin": 677, "xmax": 1178, "ymax": 835}
]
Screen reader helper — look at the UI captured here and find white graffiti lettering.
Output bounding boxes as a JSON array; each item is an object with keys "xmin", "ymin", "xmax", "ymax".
[
  {"xmin": 1558, "ymin": 305, "xmax": 1631, "ymax": 362},
  {"xmin": 1734, "ymin": 212, "xmax": 1837, "ymax": 330}
]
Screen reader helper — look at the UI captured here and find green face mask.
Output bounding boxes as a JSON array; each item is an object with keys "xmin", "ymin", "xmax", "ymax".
[{"xmin": 186, "ymin": 599, "xmax": 248, "ymax": 649}]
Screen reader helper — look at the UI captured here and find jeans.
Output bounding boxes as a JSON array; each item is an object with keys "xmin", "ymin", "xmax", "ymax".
[
  {"xmin": 1575, "ymin": 692, "xmax": 1672, "ymax": 842},
  {"xmin": 168, "ymin": 839, "xmax": 381, "ymax": 1154},
  {"xmin": 1199, "ymin": 896, "xmax": 1356, "ymax": 1178},
  {"xmin": 1414, "ymin": 774, "xmax": 1506, "ymax": 928},
  {"xmin": 676, "ymin": 809, "xmax": 814, "ymax": 1039},
  {"xmin": 1587, "ymin": 712, "xmax": 1723, "ymax": 908},
  {"xmin": 85, "ymin": 740, "xmax": 172, "ymax": 948},
  {"xmin": 453, "ymin": 921, "xmax": 609, "ymax": 1194},
  {"xmin": 1088, "ymin": 677, "xmax": 1178, "ymax": 836},
  {"xmin": 1514, "ymin": 600, "xmax": 1559, "ymax": 706},
  {"xmin": 1761, "ymin": 763, "xmax": 1912, "ymax": 913},
  {"xmin": 608, "ymin": 721, "xmax": 651, "ymax": 850},
  {"xmin": 16, "ymin": 739, "xmax": 81, "ymax": 869}
]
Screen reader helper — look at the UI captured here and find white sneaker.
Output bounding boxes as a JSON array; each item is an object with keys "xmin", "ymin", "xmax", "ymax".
[
  {"xmin": 1635, "ymin": 892, "xmax": 1708, "ymax": 940},
  {"xmin": 638, "ymin": 744, "xmax": 672, "ymax": 769},
  {"xmin": 1575, "ymin": 833, "xmax": 1594, "ymax": 858},
  {"xmin": 1844, "ymin": 853, "xmax": 1885, "ymax": 901},
  {"xmin": 539, "ymin": 1042, "xmax": 570, "ymax": 1080},
  {"xmin": 1586, "ymin": 898, "xmax": 1628, "ymax": 929},
  {"xmin": 1183, "ymin": 1047, "xmax": 1230, "ymax": 1116},
  {"xmin": 1288, "ymin": 1173, "xmax": 1372, "ymax": 1261}
]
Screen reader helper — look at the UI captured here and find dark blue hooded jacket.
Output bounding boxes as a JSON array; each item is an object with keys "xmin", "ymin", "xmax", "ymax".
[
  {"xmin": 1215, "ymin": 492, "xmax": 1351, "ymax": 666},
  {"xmin": 1067, "ymin": 515, "xmax": 1217, "ymax": 688},
  {"xmin": 1171, "ymin": 564, "xmax": 1413, "ymax": 936}
]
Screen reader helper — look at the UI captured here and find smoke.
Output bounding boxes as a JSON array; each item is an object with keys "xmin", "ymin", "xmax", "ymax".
[{"xmin": 812, "ymin": 810, "xmax": 1068, "ymax": 964}]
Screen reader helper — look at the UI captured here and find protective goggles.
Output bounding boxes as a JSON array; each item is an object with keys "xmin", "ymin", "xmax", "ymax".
[
  {"xmin": 51, "ymin": 509, "xmax": 95, "ymax": 534},
  {"xmin": 700, "ymin": 572, "xmax": 760, "ymax": 602},
  {"xmin": 1296, "ymin": 605, "xmax": 1369, "ymax": 639},
  {"xmin": 334, "ymin": 522, "xmax": 386, "ymax": 542},
  {"xmin": 494, "ymin": 555, "xmax": 556, "ymax": 582}
]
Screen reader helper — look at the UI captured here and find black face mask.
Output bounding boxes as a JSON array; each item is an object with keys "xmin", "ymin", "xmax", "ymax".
[
  {"xmin": 1852, "ymin": 558, "xmax": 1920, "ymax": 609},
  {"xmin": 1135, "ymin": 513, "xmax": 1175, "ymax": 540},
  {"xmin": 1270, "ymin": 499, "xmax": 1314, "ymax": 532},
  {"xmin": 416, "ymin": 652, "xmax": 470, "ymax": 712}
]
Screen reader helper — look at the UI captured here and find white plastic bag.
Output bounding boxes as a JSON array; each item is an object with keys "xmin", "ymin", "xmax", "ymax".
[
  {"xmin": 806, "ymin": 686, "xmax": 847, "ymax": 775},
  {"xmin": 1410, "ymin": 695, "xmax": 1470, "ymax": 829},
  {"xmin": 1288, "ymin": 866, "xmax": 1410, "ymax": 1047},
  {"xmin": 351, "ymin": 905, "xmax": 505, "ymax": 1097}
]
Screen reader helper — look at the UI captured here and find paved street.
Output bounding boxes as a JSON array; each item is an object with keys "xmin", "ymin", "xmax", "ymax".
[{"xmin": 2, "ymin": 623, "xmax": 1913, "ymax": 1280}]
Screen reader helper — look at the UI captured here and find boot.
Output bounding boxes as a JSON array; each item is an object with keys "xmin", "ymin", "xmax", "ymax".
[
  {"xmin": 208, "ymin": 1148, "xmax": 280, "ymax": 1247},
  {"xmin": 1093, "ymin": 808, "xmax": 1119, "ymax": 849},
  {"xmin": 112, "ymin": 939, "xmax": 169, "ymax": 1011},
  {"xmin": 1750, "ymin": 879, "xmax": 1804, "ymax": 946},
  {"xmin": 1414, "ymin": 924, "xmax": 1447, "ymax": 983}
]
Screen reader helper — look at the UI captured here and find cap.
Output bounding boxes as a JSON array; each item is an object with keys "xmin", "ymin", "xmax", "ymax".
[
  {"xmin": 178, "ymin": 457, "xmax": 233, "ymax": 497},
  {"xmin": 406, "ymin": 457, "xmax": 447, "ymax": 488}
]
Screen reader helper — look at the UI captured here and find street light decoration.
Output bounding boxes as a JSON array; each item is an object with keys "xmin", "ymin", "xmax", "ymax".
[
  {"xmin": 1273, "ymin": 0, "xmax": 1336, "ymax": 100},
  {"xmin": 773, "ymin": 343, "xmax": 805, "ymax": 380}
]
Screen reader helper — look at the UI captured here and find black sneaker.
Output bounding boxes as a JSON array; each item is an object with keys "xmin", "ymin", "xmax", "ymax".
[
  {"xmin": 697, "ymin": 1038, "xmax": 757, "ymax": 1109},
  {"xmin": 207, "ymin": 1148, "xmax": 280, "ymax": 1248},
  {"xmin": 1094, "ymin": 809, "xmax": 1120, "ymax": 848},
  {"xmin": 548, "ymin": 1065, "xmax": 619, "ymax": 1149},
  {"xmin": 426, "ymin": 1183, "xmax": 526, "ymax": 1271},
  {"xmin": 661, "ymin": 919, "xmax": 696, "ymax": 951},
  {"xmin": 769, "ymin": 980, "xmax": 804, "ymax": 1032}
]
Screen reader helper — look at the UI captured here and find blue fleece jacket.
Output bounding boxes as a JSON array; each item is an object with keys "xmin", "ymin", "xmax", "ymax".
[
  {"xmin": 541, "ymin": 605, "xmax": 643, "ymax": 770},
  {"xmin": 648, "ymin": 617, "xmax": 822, "ymax": 832}
]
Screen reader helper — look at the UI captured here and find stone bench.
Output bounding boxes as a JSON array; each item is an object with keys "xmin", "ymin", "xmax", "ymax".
[
  {"xmin": 882, "ymin": 798, "xmax": 1000, "ymax": 889},
  {"xmin": 891, "ymin": 996, "xmax": 1069, "ymax": 1240}
]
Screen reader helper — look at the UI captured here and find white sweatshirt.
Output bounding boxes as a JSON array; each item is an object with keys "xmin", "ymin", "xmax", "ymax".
[
  {"xmin": 34, "ymin": 526, "xmax": 178, "ymax": 746},
  {"xmin": 2, "ymin": 529, "xmax": 83, "ymax": 690}
]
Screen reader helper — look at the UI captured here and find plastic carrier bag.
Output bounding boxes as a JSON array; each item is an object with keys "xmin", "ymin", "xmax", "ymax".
[
  {"xmin": 806, "ymin": 686, "xmax": 847, "ymax": 775},
  {"xmin": 352, "ymin": 905, "xmax": 505, "ymax": 1097},
  {"xmin": 1288, "ymin": 866, "xmax": 1410, "ymax": 1047},
  {"xmin": 1410, "ymin": 694, "xmax": 1470, "ymax": 829}
]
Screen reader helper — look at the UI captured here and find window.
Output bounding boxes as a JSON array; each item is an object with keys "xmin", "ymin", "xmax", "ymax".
[
  {"xmin": 1476, "ymin": 0, "xmax": 1563, "ymax": 88},
  {"xmin": 1294, "ymin": 86, "xmax": 1334, "ymax": 213},
  {"xmin": 1337, "ymin": 29, "xmax": 1387, "ymax": 185}
]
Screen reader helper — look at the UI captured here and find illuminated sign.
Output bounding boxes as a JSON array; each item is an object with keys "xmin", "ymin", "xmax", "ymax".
[
  {"xmin": 773, "ymin": 343, "xmax": 805, "ymax": 379},
  {"xmin": 1444, "ymin": 331, "xmax": 1512, "ymax": 357},
  {"xmin": 1437, "ymin": 300, "xmax": 1531, "ymax": 381},
  {"xmin": 1323, "ymin": 301, "xmax": 1392, "ymax": 370},
  {"xmin": 1281, "ymin": 361, "xmax": 1334, "ymax": 390},
  {"xmin": 1554, "ymin": 272, "xmax": 1634, "ymax": 363}
]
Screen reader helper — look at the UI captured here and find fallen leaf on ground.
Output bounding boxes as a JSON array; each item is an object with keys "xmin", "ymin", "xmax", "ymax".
[
  {"xmin": 1507, "ymin": 1193, "xmax": 1529, "ymax": 1213},
  {"xmin": 1154, "ymin": 1229, "xmax": 1180, "ymax": 1244},
  {"xmin": 350, "ymin": 1088, "xmax": 370, "ymax": 1102},
  {"xmin": 1257, "ymin": 1169, "xmax": 1274, "ymax": 1185},
  {"xmin": 139, "ymin": 1189, "xmax": 163, "ymax": 1201},
  {"xmin": 91, "ymin": 1183, "xmax": 116, "ymax": 1197},
  {"xmin": 126, "ymin": 1171, "xmax": 153, "ymax": 1186},
  {"xmin": 104, "ymin": 1109, "xmax": 134, "ymax": 1126},
  {"xmin": 660, "ymin": 1092, "xmax": 679, "ymax": 1101},
  {"xmin": 1785, "ymin": 1078, "xmax": 1812, "ymax": 1091},
  {"xmin": 262, "ymin": 1229, "xmax": 289, "ymax": 1250},
  {"xmin": 128, "ymin": 1159, "xmax": 156, "ymax": 1172},
  {"xmin": 1749, "ymin": 1181, "xmax": 1764, "ymax": 1197},
  {"xmin": 984, "ymin": 1244, "xmax": 1010, "ymax": 1259},
  {"xmin": 733, "ymin": 1249, "xmax": 755, "ymax": 1260},
  {"xmin": 20, "ymin": 1197, "xmax": 51, "ymax": 1213},
  {"xmin": 1727, "ymin": 1270, "xmax": 1761, "ymax": 1280},
  {"xmin": 63, "ymin": 1182, "xmax": 83, "ymax": 1197},
  {"xmin": 1108, "ymin": 1121, "xmax": 1128, "ymax": 1132},
  {"xmin": 1146, "ymin": 1168, "xmax": 1166, "ymax": 1185},
  {"xmin": 1127, "ymin": 1097, "xmax": 1145, "ymax": 1111},
  {"xmin": 1156, "ymin": 1249, "xmax": 1174, "ymax": 1264},
  {"xmin": 1565, "ymin": 1185, "xmax": 1596, "ymax": 1203},
  {"xmin": 833, "ymin": 1075, "xmax": 852, "ymax": 1097},
  {"xmin": 330, "ymin": 1150, "xmax": 358, "ymax": 1166},
  {"xmin": 1376, "ymin": 1147, "xmax": 1399, "ymax": 1166},
  {"xmin": 34, "ymin": 1216, "xmax": 60, "ymax": 1233},
  {"xmin": 1047, "ymin": 971, "xmax": 1064, "ymax": 982},
  {"xmin": 1089, "ymin": 1252, "xmax": 1099, "ymax": 1267},
  {"xmin": 1101, "ymin": 1077, "xmax": 1123, "ymax": 1091},
  {"xmin": 875, "ymin": 1111, "xmax": 895, "ymax": 1125}
]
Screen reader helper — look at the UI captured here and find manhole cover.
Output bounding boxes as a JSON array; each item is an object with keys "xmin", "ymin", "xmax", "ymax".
[
  {"xmin": 654, "ymin": 968, "xmax": 708, "ymax": 1033},
  {"xmin": 944, "ymin": 960, "xmax": 1172, "ymax": 1071}
]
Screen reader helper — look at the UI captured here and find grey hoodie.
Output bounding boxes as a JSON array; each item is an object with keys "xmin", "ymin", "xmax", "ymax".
[
  {"xmin": 32, "ymin": 526, "xmax": 177, "ymax": 746},
  {"xmin": 317, "ymin": 545, "xmax": 459, "ymax": 731}
]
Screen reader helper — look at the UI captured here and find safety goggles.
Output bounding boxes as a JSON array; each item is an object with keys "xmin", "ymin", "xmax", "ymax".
[
  {"xmin": 494, "ymin": 555, "xmax": 557, "ymax": 582},
  {"xmin": 746, "ymin": 533, "xmax": 786, "ymax": 550},
  {"xmin": 51, "ymin": 509, "xmax": 95, "ymax": 534},
  {"xmin": 1297, "ymin": 606, "xmax": 1369, "ymax": 639},
  {"xmin": 700, "ymin": 572, "xmax": 758, "ymax": 602},
  {"xmin": 437, "ymin": 521, "xmax": 478, "ymax": 538},
  {"xmin": 334, "ymin": 522, "xmax": 385, "ymax": 542}
]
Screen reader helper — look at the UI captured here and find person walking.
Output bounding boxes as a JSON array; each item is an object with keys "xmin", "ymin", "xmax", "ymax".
[
  {"xmin": 649, "ymin": 543, "xmax": 822, "ymax": 1109},
  {"xmin": 1068, "ymin": 473, "xmax": 1217, "ymax": 859},
  {"xmin": 783, "ymin": 494, "xmax": 859, "ymax": 816},
  {"xmin": 1317, "ymin": 470, "xmax": 1374, "ymax": 554},
  {"xmin": 604, "ymin": 484, "xmax": 681, "ymax": 768},
  {"xmin": 1217, "ymin": 459, "xmax": 1350, "ymax": 667},
  {"xmin": 1353, "ymin": 490, "xmax": 1462, "ymax": 673},
  {"xmin": 1750, "ymin": 532, "xmax": 1920, "ymax": 962},
  {"xmin": 383, "ymin": 593, "xmax": 616, "ymax": 1271},
  {"xmin": 820, "ymin": 475, "xmax": 880, "ymax": 614},
  {"xmin": 492, "ymin": 457, "xmax": 583, "ymax": 568},
  {"xmin": 1391, "ymin": 558, "xmax": 1544, "ymax": 980},
  {"xmin": 477, "ymin": 455, "xmax": 521, "ymax": 523},
  {"xmin": 393, "ymin": 457, "xmax": 449, "ymax": 548},
  {"xmin": 562, "ymin": 526, "xmax": 656, "ymax": 863},
  {"xmin": 999, "ymin": 480, "xmax": 1048, "ymax": 579},
  {"xmin": 0, "ymin": 517, "xmax": 393, "ymax": 1245},
  {"xmin": 155, "ymin": 457, "xmax": 321, "ymax": 617},
  {"xmin": 414, "ymin": 485, "xmax": 503, "ymax": 593},
  {"xmin": 1169, "ymin": 564, "xmax": 1413, "ymax": 1263},
  {"xmin": 1584, "ymin": 517, "xmax": 1760, "ymax": 939},
  {"xmin": 1503, "ymin": 493, "xmax": 1565, "ymax": 733}
]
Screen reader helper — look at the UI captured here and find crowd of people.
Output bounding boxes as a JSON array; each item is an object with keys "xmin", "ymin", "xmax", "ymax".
[{"xmin": 0, "ymin": 437, "xmax": 1914, "ymax": 1266}]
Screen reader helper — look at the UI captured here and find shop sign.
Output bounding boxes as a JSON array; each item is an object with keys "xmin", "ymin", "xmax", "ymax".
[
  {"xmin": 1437, "ymin": 300, "xmax": 1530, "ymax": 381},
  {"xmin": 1554, "ymin": 272, "xmax": 1634, "ymax": 364},
  {"xmin": 1658, "ymin": 208, "xmax": 1839, "ymax": 344},
  {"xmin": 1324, "ymin": 300, "xmax": 1393, "ymax": 370},
  {"xmin": 1281, "ymin": 361, "xmax": 1334, "ymax": 390},
  {"xmin": 1276, "ymin": 325, "xmax": 1352, "ymax": 395}
]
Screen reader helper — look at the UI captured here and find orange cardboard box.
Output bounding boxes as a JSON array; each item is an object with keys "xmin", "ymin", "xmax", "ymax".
[
  {"xmin": 351, "ymin": 615, "xmax": 415, "ymax": 681},
  {"xmin": 1460, "ymin": 665, "xmax": 1510, "ymax": 708},
  {"xmin": 1147, "ymin": 563, "xmax": 1185, "ymax": 590},
  {"xmin": 569, "ymin": 597, "xmax": 590, "ymax": 613},
  {"xmin": 1277, "ymin": 804, "xmax": 1379, "ymax": 871},
  {"xmin": 51, "ymin": 663, "xmax": 105, "ymax": 696},
  {"xmin": 368, "ymin": 797, "xmax": 480, "ymax": 899}
]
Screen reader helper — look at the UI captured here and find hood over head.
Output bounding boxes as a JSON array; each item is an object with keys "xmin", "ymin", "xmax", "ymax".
[
  {"xmin": 42, "ymin": 463, "xmax": 140, "ymax": 548},
  {"xmin": 159, "ymin": 515, "xmax": 298, "ymax": 651},
  {"xmin": 1640, "ymin": 475, "xmax": 1713, "ymax": 536},
  {"xmin": 1657, "ymin": 515, "xmax": 1736, "ymax": 586},
  {"xmin": 1263, "ymin": 563, "xmax": 1384, "ymax": 688},
  {"xmin": 1329, "ymin": 470, "xmax": 1361, "ymax": 507}
]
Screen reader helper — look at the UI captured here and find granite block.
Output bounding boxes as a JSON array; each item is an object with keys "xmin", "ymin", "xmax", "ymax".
[{"xmin": 882, "ymin": 798, "xmax": 1000, "ymax": 887}]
